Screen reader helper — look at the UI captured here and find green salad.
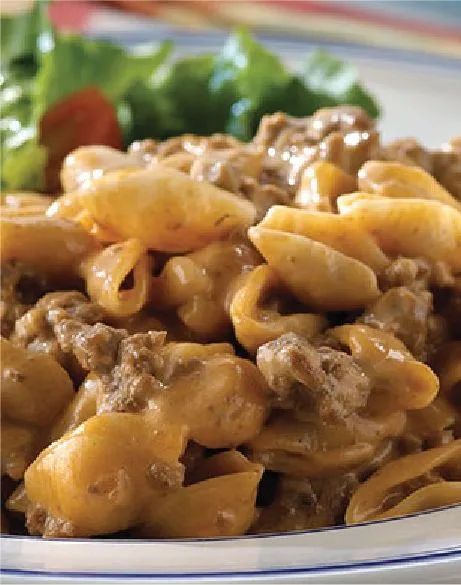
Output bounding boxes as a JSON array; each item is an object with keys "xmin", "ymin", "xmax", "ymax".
[{"xmin": 1, "ymin": 2, "xmax": 379, "ymax": 192}]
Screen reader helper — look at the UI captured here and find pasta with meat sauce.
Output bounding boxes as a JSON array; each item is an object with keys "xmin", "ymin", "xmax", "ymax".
[{"xmin": 1, "ymin": 106, "xmax": 460, "ymax": 538}]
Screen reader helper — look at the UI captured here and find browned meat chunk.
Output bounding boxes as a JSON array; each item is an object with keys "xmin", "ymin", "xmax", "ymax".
[
  {"xmin": 254, "ymin": 106, "xmax": 374, "ymax": 151},
  {"xmin": 53, "ymin": 320, "xmax": 126, "ymax": 373},
  {"xmin": 128, "ymin": 133, "xmax": 244, "ymax": 167},
  {"xmin": 253, "ymin": 106, "xmax": 379, "ymax": 192},
  {"xmin": 253, "ymin": 473, "xmax": 358, "ymax": 533},
  {"xmin": 379, "ymin": 257, "xmax": 454, "ymax": 292},
  {"xmin": 15, "ymin": 294, "xmax": 168, "ymax": 413},
  {"xmin": 379, "ymin": 138, "xmax": 433, "ymax": 172},
  {"xmin": 432, "ymin": 138, "xmax": 461, "ymax": 200},
  {"xmin": 15, "ymin": 296, "xmax": 168, "ymax": 413},
  {"xmin": 361, "ymin": 287, "xmax": 431, "ymax": 360},
  {"xmin": 256, "ymin": 333, "xmax": 370, "ymax": 421},
  {"xmin": 96, "ymin": 331, "xmax": 167, "ymax": 413},
  {"xmin": 1, "ymin": 262, "xmax": 47, "ymax": 338},
  {"xmin": 12, "ymin": 291, "xmax": 105, "ymax": 367}
]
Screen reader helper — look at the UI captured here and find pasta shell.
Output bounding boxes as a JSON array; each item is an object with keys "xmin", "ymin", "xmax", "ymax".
[
  {"xmin": 139, "ymin": 451, "xmax": 262, "ymax": 538},
  {"xmin": 61, "ymin": 145, "xmax": 142, "ymax": 192},
  {"xmin": 359, "ymin": 160, "xmax": 461, "ymax": 211},
  {"xmin": 47, "ymin": 191, "xmax": 119, "ymax": 242},
  {"xmin": 157, "ymin": 354, "xmax": 270, "ymax": 448},
  {"xmin": 259, "ymin": 205, "xmax": 389, "ymax": 272},
  {"xmin": 79, "ymin": 166, "xmax": 257, "ymax": 252},
  {"xmin": 337, "ymin": 195, "xmax": 461, "ymax": 271},
  {"xmin": 330, "ymin": 324, "xmax": 439, "ymax": 410},
  {"xmin": 294, "ymin": 161, "xmax": 357, "ymax": 212},
  {"xmin": 248, "ymin": 226, "xmax": 380, "ymax": 311},
  {"xmin": 24, "ymin": 413, "xmax": 187, "ymax": 536},
  {"xmin": 139, "ymin": 471, "xmax": 261, "ymax": 538},
  {"xmin": 230, "ymin": 264, "xmax": 327, "ymax": 353},
  {"xmin": 433, "ymin": 341, "xmax": 461, "ymax": 400},
  {"xmin": 1, "ymin": 421, "xmax": 43, "ymax": 481},
  {"xmin": 248, "ymin": 411, "xmax": 405, "ymax": 478},
  {"xmin": 49, "ymin": 374, "xmax": 100, "ymax": 443},
  {"xmin": 346, "ymin": 440, "xmax": 461, "ymax": 523},
  {"xmin": 1, "ymin": 338, "xmax": 74, "ymax": 427},
  {"xmin": 81, "ymin": 239, "xmax": 151, "ymax": 317},
  {"xmin": 0, "ymin": 216, "xmax": 99, "ymax": 281}
]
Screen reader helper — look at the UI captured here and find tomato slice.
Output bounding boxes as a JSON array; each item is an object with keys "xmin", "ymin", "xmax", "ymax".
[{"xmin": 40, "ymin": 87, "xmax": 123, "ymax": 192}]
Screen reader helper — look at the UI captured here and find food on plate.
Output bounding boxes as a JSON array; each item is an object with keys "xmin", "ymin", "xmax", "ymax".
[{"xmin": 1, "ymin": 100, "xmax": 460, "ymax": 538}]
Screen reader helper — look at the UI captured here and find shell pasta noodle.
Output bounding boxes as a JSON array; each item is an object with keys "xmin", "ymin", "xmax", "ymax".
[
  {"xmin": 1, "ymin": 105, "xmax": 461, "ymax": 539},
  {"xmin": 81, "ymin": 239, "xmax": 151, "ymax": 318}
]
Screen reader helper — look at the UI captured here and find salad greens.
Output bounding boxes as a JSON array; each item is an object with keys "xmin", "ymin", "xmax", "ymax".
[{"xmin": 1, "ymin": 2, "xmax": 379, "ymax": 192}]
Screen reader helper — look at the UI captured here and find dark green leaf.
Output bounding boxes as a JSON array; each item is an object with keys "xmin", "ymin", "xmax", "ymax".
[
  {"xmin": 211, "ymin": 28, "xmax": 293, "ymax": 139},
  {"xmin": 122, "ymin": 79, "xmax": 178, "ymax": 144}
]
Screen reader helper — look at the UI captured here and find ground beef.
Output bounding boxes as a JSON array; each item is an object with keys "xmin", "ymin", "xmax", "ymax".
[
  {"xmin": 16, "ymin": 294, "xmax": 168, "ymax": 413},
  {"xmin": 361, "ymin": 287, "xmax": 434, "ymax": 361},
  {"xmin": 253, "ymin": 106, "xmax": 379, "ymax": 194},
  {"xmin": 254, "ymin": 106, "xmax": 374, "ymax": 152},
  {"xmin": 240, "ymin": 177, "xmax": 291, "ymax": 219},
  {"xmin": 0, "ymin": 262, "xmax": 48, "ymax": 338},
  {"xmin": 379, "ymin": 138, "xmax": 433, "ymax": 172},
  {"xmin": 256, "ymin": 332, "xmax": 371, "ymax": 421},
  {"xmin": 157, "ymin": 133, "xmax": 242, "ymax": 160},
  {"xmin": 432, "ymin": 138, "xmax": 461, "ymax": 200},
  {"xmin": 26, "ymin": 504, "xmax": 76, "ymax": 538},
  {"xmin": 252, "ymin": 472, "xmax": 358, "ymax": 533},
  {"xmin": 317, "ymin": 129, "xmax": 380, "ymax": 175},
  {"xmin": 96, "ymin": 331, "xmax": 167, "ymax": 413},
  {"xmin": 379, "ymin": 257, "xmax": 432, "ymax": 292},
  {"xmin": 54, "ymin": 321, "xmax": 126, "ymax": 373},
  {"xmin": 12, "ymin": 291, "xmax": 105, "ymax": 367},
  {"xmin": 189, "ymin": 144, "xmax": 261, "ymax": 188},
  {"xmin": 127, "ymin": 138, "xmax": 158, "ymax": 165}
]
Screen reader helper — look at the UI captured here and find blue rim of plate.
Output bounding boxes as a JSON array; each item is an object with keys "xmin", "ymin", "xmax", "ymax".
[
  {"xmin": 2, "ymin": 504, "xmax": 461, "ymax": 578},
  {"xmin": 2, "ymin": 547, "xmax": 461, "ymax": 580}
]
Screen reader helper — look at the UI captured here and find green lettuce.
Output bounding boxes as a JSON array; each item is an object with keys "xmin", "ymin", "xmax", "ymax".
[{"xmin": 34, "ymin": 37, "xmax": 172, "ymax": 117}]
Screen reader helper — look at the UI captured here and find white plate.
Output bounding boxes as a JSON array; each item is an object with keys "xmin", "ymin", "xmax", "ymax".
[
  {"xmin": 1, "ymin": 33, "xmax": 461, "ymax": 585},
  {"xmin": 2, "ymin": 506, "xmax": 461, "ymax": 583}
]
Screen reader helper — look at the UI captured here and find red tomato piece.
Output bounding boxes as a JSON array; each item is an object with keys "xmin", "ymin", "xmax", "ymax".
[{"xmin": 40, "ymin": 86, "xmax": 123, "ymax": 192}]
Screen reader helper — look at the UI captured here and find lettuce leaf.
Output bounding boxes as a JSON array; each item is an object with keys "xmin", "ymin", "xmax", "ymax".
[
  {"xmin": 210, "ymin": 28, "xmax": 291, "ymax": 139},
  {"xmin": 34, "ymin": 37, "xmax": 172, "ymax": 117},
  {"xmin": 122, "ymin": 79, "xmax": 177, "ymax": 144},
  {"xmin": 153, "ymin": 54, "xmax": 230, "ymax": 136},
  {"xmin": 1, "ymin": 126, "xmax": 46, "ymax": 191}
]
